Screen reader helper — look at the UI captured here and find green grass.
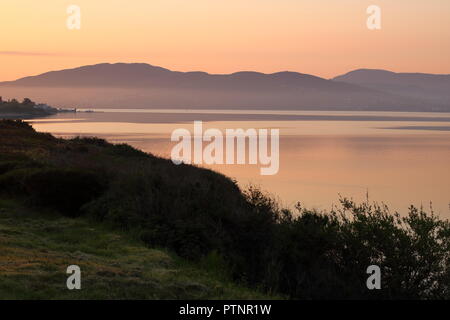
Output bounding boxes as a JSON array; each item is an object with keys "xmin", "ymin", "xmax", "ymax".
[{"xmin": 0, "ymin": 199, "xmax": 272, "ymax": 300}]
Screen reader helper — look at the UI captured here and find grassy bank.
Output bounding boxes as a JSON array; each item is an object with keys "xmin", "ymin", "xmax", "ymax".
[{"xmin": 0, "ymin": 199, "xmax": 270, "ymax": 299}]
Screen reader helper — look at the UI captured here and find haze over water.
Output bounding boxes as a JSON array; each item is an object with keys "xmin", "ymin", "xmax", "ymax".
[{"xmin": 29, "ymin": 109, "xmax": 450, "ymax": 217}]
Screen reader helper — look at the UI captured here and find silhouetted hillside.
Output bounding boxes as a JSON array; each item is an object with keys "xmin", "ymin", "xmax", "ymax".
[
  {"xmin": 0, "ymin": 63, "xmax": 341, "ymax": 90},
  {"xmin": 333, "ymin": 69, "xmax": 450, "ymax": 110},
  {"xmin": 1, "ymin": 63, "xmax": 444, "ymax": 111}
]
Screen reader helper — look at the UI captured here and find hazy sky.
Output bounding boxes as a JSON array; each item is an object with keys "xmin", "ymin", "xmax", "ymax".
[{"xmin": 1, "ymin": 0, "xmax": 449, "ymax": 81}]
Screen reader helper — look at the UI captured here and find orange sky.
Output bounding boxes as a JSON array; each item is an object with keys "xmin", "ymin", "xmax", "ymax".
[{"xmin": 1, "ymin": 0, "xmax": 449, "ymax": 81}]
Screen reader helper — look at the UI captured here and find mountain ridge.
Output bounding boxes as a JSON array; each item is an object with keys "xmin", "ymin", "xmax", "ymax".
[
  {"xmin": 333, "ymin": 68, "xmax": 450, "ymax": 110},
  {"xmin": 1, "ymin": 63, "xmax": 449, "ymax": 111},
  {"xmin": 0, "ymin": 63, "xmax": 342, "ymax": 89}
]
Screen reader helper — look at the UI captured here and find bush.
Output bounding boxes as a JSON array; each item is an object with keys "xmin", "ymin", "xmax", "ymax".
[
  {"xmin": 0, "ymin": 168, "xmax": 106, "ymax": 217},
  {"xmin": 0, "ymin": 159, "xmax": 43, "ymax": 175},
  {"xmin": 253, "ymin": 197, "xmax": 450, "ymax": 299},
  {"xmin": 82, "ymin": 169, "xmax": 450, "ymax": 299}
]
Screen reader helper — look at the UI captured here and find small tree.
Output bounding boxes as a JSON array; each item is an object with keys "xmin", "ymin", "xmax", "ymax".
[{"xmin": 22, "ymin": 98, "xmax": 35, "ymax": 106}]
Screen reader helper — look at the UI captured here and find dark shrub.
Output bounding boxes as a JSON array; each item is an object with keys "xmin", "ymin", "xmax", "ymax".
[
  {"xmin": 26, "ymin": 168, "xmax": 106, "ymax": 216},
  {"xmin": 109, "ymin": 143, "xmax": 150, "ymax": 158},
  {"xmin": 0, "ymin": 119, "xmax": 34, "ymax": 131},
  {"xmin": 0, "ymin": 168, "xmax": 106, "ymax": 217},
  {"xmin": 71, "ymin": 136, "xmax": 109, "ymax": 147},
  {"xmin": 0, "ymin": 161, "xmax": 23, "ymax": 175},
  {"xmin": 268, "ymin": 199, "xmax": 450, "ymax": 299},
  {"xmin": 0, "ymin": 159, "xmax": 43, "ymax": 175}
]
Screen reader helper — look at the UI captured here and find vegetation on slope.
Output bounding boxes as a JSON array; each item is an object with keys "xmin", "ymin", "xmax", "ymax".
[
  {"xmin": 0, "ymin": 98, "xmax": 58, "ymax": 118},
  {"xmin": 0, "ymin": 119, "xmax": 449, "ymax": 299},
  {"xmin": 0, "ymin": 199, "xmax": 269, "ymax": 299}
]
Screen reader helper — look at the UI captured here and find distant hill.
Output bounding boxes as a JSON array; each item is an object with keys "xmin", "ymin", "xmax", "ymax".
[
  {"xmin": 333, "ymin": 69, "xmax": 450, "ymax": 110},
  {"xmin": 0, "ymin": 63, "xmax": 449, "ymax": 111},
  {"xmin": 0, "ymin": 63, "xmax": 345, "ymax": 90}
]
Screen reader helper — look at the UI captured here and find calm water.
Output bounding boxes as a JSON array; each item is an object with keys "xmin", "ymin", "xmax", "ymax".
[{"xmin": 29, "ymin": 109, "xmax": 450, "ymax": 217}]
